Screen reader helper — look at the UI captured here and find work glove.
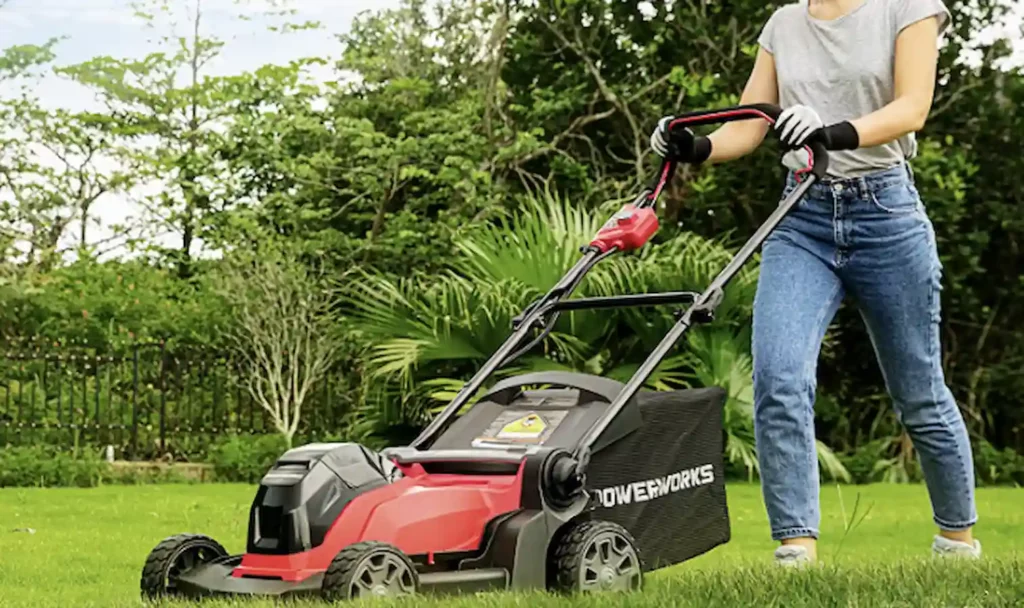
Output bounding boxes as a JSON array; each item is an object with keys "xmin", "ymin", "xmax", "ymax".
[
  {"xmin": 776, "ymin": 104, "xmax": 861, "ymax": 151},
  {"xmin": 775, "ymin": 105, "xmax": 824, "ymax": 148},
  {"xmin": 775, "ymin": 104, "xmax": 862, "ymax": 174},
  {"xmin": 782, "ymin": 148, "xmax": 812, "ymax": 173},
  {"xmin": 650, "ymin": 116, "xmax": 712, "ymax": 163}
]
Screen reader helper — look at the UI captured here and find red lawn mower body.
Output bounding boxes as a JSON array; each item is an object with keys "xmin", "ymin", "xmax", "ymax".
[{"xmin": 232, "ymin": 461, "xmax": 524, "ymax": 583}]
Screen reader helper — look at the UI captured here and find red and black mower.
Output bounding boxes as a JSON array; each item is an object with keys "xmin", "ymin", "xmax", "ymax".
[{"xmin": 139, "ymin": 103, "xmax": 831, "ymax": 602}]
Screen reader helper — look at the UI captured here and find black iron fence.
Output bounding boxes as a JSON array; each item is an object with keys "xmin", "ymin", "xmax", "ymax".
[{"xmin": 0, "ymin": 342, "xmax": 354, "ymax": 460}]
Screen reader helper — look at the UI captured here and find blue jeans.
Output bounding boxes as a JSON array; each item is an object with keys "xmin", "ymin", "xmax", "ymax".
[{"xmin": 752, "ymin": 162, "xmax": 977, "ymax": 541}]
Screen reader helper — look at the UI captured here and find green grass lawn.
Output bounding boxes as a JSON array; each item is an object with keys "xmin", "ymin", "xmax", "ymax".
[{"xmin": 1, "ymin": 482, "xmax": 1022, "ymax": 607}]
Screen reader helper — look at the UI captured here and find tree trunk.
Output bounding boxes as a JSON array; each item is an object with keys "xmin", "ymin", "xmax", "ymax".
[{"xmin": 79, "ymin": 205, "xmax": 88, "ymax": 249}]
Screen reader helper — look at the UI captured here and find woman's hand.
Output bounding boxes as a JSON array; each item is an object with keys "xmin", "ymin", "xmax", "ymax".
[
  {"xmin": 774, "ymin": 104, "xmax": 861, "ymax": 152},
  {"xmin": 782, "ymin": 148, "xmax": 811, "ymax": 173},
  {"xmin": 776, "ymin": 105, "xmax": 824, "ymax": 148},
  {"xmin": 649, "ymin": 117, "xmax": 711, "ymax": 163}
]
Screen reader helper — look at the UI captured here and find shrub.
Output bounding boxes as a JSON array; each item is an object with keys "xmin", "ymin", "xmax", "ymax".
[
  {"xmin": 207, "ymin": 434, "xmax": 290, "ymax": 483},
  {"xmin": 109, "ymin": 464, "xmax": 194, "ymax": 485},
  {"xmin": 0, "ymin": 446, "xmax": 205, "ymax": 487},
  {"xmin": 838, "ymin": 439, "xmax": 890, "ymax": 485},
  {"xmin": 973, "ymin": 439, "xmax": 1024, "ymax": 487},
  {"xmin": 837, "ymin": 436, "xmax": 1024, "ymax": 487},
  {"xmin": 0, "ymin": 445, "xmax": 110, "ymax": 488}
]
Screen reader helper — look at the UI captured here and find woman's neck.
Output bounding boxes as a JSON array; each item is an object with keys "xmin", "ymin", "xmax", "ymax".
[{"xmin": 807, "ymin": 0, "xmax": 864, "ymax": 21}]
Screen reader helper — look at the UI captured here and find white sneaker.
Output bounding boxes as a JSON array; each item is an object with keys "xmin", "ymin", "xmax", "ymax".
[
  {"xmin": 931, "ymin": 535, "xmax": 982, "ymax": 559},
  {"xmin": 774, "ymin": 544, "xmax": 813, "ymax": 567}
]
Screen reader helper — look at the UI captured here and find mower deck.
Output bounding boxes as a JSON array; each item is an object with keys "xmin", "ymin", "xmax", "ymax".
[
  {"xmin": 173, "ymin": 556, "xmax": 512, "ymax": 598},
  {"xmin": 174, "ymin": 557, "xmax": 323, "ymax": 598}
]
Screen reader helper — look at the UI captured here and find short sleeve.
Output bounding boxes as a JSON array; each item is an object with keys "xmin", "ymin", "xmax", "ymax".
[
  {"xmin": 892, "ymin": 0, "xmax": 951, "ymax": 36},
  {"xmin": 757, "ymin": 9, "xmax": 780, "ymax": 54}
]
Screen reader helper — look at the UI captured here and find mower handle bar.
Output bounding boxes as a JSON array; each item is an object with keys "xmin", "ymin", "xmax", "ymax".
[
  {"xmin": 407, "ymin": 102, "xmax": 830, "ymax": 455},
  {"xmin": 644, "ymin": 103, "xmax": 830, "ymax": 206}
]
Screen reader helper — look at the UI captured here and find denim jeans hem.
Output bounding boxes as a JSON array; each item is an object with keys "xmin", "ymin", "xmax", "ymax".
[
  {"xmin": 771, "ymin": 527, "xmax": 819, "ymax": 541},
  {"xmin": 933, "ymin": 515, "xmax": 978, "ymax": 532}
]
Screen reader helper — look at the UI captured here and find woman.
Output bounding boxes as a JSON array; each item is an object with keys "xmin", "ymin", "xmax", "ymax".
[{"xmin": 650, "ymin": 0, "xmax": 980, "ymax": 565}]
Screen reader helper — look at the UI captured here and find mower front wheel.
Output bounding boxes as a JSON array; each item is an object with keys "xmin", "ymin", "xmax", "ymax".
[
  {"xmin": 549, "ymin": 520, "xmax": 643, "ymax": 594},
  {"xmin": 140, "ymin": 533, "xmax": 228, "ymax": 600},
  {"xmin": 321, "ymin": 541, "xmax": 419, "ymax": 601}
]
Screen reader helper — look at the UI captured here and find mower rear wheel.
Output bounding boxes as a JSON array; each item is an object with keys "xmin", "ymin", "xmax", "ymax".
[
  {"xmin": 321, "ymin": 541, "xmax": 419, "ymax": 601},
  {"xmin": 139, "ymin": 533, "xmax": 228, "ymax": 600},
  {"xmin": 549, "ymin": 520, "xmax": 642, "ymax": 594}
]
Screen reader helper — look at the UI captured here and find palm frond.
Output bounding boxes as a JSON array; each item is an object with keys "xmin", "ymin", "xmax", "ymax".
[
  {"xmin": 453, "ymin": 190, "xmax": 605, "ymax": 294},
  {"xmin": 624, "ymin": 230, "xmax": 760, "ymax": 325},
  {"xmin": 605, "ymin": 352, "xmax": 694, "ymax": 391},
  {"xmin": 680, "ymin": 326, "xmax": 754, "ymax": 417},
  {"xmin": 726, "ymin": 426, "xmax": 760, "ymax": 482},
  {"xmin": 818, "ymin": 439, "xmax": 853, "ymax": 483}
]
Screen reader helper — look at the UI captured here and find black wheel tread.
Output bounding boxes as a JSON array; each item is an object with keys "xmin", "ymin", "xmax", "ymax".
[
  {"xmin": 549, "ymin": 520, "xmax": 642, "ymax": 592},
  {"xmin": 321, "ymin": 541, "xmax": 418, "ymax": 601},
  {"xmin": 140, "ymin": 533, "xmax": 227, "ymax": 599}
]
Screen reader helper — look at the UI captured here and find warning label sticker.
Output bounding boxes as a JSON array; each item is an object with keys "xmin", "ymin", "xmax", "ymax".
[
  {"xmin": 471, "ymin": 410, "xmax": 567, "ymax": 449},
  {"xmin": 497, "ymin": 413, "xmax": 546, "ymax": 438}
]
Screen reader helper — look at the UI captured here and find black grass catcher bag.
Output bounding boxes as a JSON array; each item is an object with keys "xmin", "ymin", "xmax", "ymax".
[{"xmin": 584, "ymin": 386, "xmax": 730, "ymax": 570}]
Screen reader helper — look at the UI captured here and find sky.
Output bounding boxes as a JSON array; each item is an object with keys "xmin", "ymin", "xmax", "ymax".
[
  {"xmin": 0, "ymin": 0, "xmax": 405, "ymax": 108},
  {"xmin": 0, "ymin": 0, "xmax": 1022, "ymax": 260}
]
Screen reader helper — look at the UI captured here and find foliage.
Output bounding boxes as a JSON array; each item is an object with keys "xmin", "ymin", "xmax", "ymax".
[
  {"xmin": 0, "ymin": 445, "xmax": 192, "ymax": 487},
  {"xmin": 206, "ymin": 433, "xmax": 289, "ymax": 483},
  {"xmin": 972, "ymin": 439, "xmax": 1024, "ymax": 487},
  {"xmin": 0, "ymin": 41, "xmax": 57, "ymax": 84},
  {"xmin": 211, "ymin": 241, "xmax": 345, "ymax": 446},
  {"xmin": 0, "ymin": 257, "xmax": 228, "ymax": 348},
  {"xmin": 107, "ymin": 463, "xmax": 193, "ymax": 485},
  {"xmin": 0, "ymin": 445, "xmax": 109, "ymax": 488},
  {"xmin": 0, "ymin": 0, "xmax": 1022, "ymax": 474},
  {"xmin": 838, "ymin": 435, "xmax": 1024, "ymax": 487},
  {"xmin": 212, "ymin": 0, "xmax": 513, "ymax": 277}
]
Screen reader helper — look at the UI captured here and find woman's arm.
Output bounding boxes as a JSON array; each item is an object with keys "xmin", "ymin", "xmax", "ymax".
[
  {"xmin": 705, "ymin": 46, "xmax": 779, "ymax": 163},
  {"xmin": 848, "ymin": 16, "xmax": 941, "ymax": 146}
]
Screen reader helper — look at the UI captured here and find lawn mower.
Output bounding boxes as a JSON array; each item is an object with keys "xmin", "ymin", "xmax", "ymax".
[{"xmin": 139, "ymin": 103, "xmax": 831, "ymax": 602}]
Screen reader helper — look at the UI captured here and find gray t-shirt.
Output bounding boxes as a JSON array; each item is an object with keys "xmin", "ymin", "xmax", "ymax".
[{"xmin": 758, "ymin": 0, "xmax": 951, "ymax": 177}]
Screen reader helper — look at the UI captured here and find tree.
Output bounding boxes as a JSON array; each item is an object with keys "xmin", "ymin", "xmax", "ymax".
[
  {"xmin": 0, "ymin": 41, "xmax": 62, "ymax": 269},
  {"xmin": 0, "ymin": 101, "xmax": 134, "ymax": 268},
  {"xmin": 213, "ymin": 0, "xmax": 513, "ymax": 277},
  {"xmin": 213, "ymin": 242, "xmax": 343, "ymax": 447},
  {"xmin": 55, "ymin": 0, "xmax": 317, "ymax": 277}
]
